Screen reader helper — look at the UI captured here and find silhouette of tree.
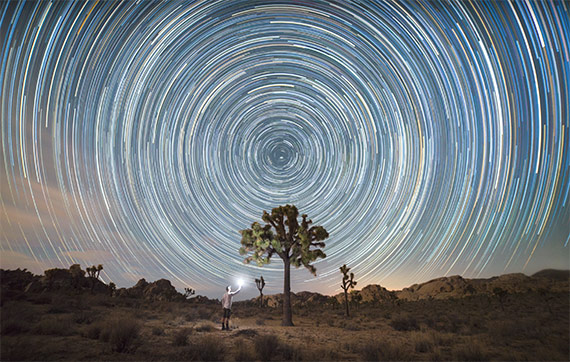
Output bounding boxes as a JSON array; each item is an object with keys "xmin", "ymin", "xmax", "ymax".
[
  {"xmin": 86, "ymin": 265, "xmax": 103, "ymax": 278},
  {"xmin": 184, "ymin": 287, "xmax": 196, "ymax": 299},
  {"xmin": 255, "ymin": 276, "xmax": 266, "ymax": 307},
  {"xmin": 240, "ymin": 204, "xmax": 328, "ymax": 326},
  {"xmin": 340, "ymin": 264, "xmax": 357, "ymax": 316}
]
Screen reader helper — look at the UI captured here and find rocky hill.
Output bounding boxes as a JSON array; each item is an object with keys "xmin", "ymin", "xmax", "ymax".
[
  {"xmin": 245, "ymin": 269, "xmax": 569, "ymax": 305},
  {"xmin": 115, "ymin": 278, "xmax": 186, "ymax": 302},
  {"xmin": 396, "ymin": 271, "xmax": 569, "ymax": 301},
  {"xmin": 1, "ymin": 265, "xmax": 110, "ymax": 296},
  {"xmin": 2, "ymin": 266, "xmax": 567, "ymax": 306}
]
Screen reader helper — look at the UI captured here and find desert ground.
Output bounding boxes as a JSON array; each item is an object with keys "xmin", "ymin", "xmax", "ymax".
[{"xmin": 1, "ymin": 267, "xmax": 568, "ymax": 361}]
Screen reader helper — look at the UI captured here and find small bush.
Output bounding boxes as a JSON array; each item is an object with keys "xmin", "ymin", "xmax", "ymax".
[
  {"xmin": 194, "ymin": 335, "xmax": 226, "ymax": 361},
  {"xmin": 361, "ymin": 340, "xmax": 411, "ymax": 361},
  {"xmin": 101, "ymin": 317, "xmax": 140, "ymax": 353},
  {"xmin": 390, "ymin": 315, "xmax": 419, "ymax": 331},
  {"xmin": 195, "ymin": 322, "xmax": 215, "ymax": 332},
  {"xmin": 152, "ymin": 326, "xmax": 164, "ymax": 336},
  {"xmin": 172, "ymin": 328, "xmax": 192, "ymax": 346},
  {"xmin": 453, "ymin": 340, "xmax": 487, "ymax": 361},
  {"xmin": 255, "ymin": 334, "xmax": 280, "ymax": 360},
  {"xmin": 33, "ymin": 316, "xmax": 74, "ymax": 336},
  {"xmin": 197, "ymin": 306, "xmax": 213, "ymax": 320},
  {"xmin": 412, "ymin": 332, "xmax": 434, "ymax": 353},
  {"xmin": 29, "ymin": 294, "xmax": 52, "ymax": 304},
  {"xmin": 73, "ymin": 311, "xmax": 94, "ymax": 324},
  {"xmin": 234, "ymin": 338, "xmax": 257, "ymax": 361},
  {"xmin": 280, "ymin": 342, "xmax": 302, "ymax": 361},
  {"xmin": 255, "ymin": 318, "xmax": 265, "ymax": 326},
  {"xmin": 84, "ymin": 323, "xmax": 102, "ymax": 339},
  {"xmin": 1, "ymin": 319, "xmax": 29, "ymax": 335},
  {"xmin": 343, "ymin": 321, "xmax": 362, "ymax": 331}
]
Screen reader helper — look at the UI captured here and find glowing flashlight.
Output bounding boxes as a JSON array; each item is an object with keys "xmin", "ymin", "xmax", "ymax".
[{"xmin": 238, "ymin": 279, "xmax": 244, "ymax": 287}]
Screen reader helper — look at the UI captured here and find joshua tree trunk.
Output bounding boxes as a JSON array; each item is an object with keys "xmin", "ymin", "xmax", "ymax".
[
  {"xmin": 260, "ymin": 292, "xmax": 263, "ymax": 308},
  {"xmin": 344, "ymin": 290, "xmax": 350, "ymax": 316},
  {"xmin": 282, "ymin": 259, "xmax": 293, "ymax": 326}
]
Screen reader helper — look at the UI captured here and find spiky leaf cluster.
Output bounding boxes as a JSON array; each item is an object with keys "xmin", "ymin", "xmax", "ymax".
[
  {"xmin": 255, "ymin": 276, "xmax": 265, "ymax": 291},
  {"xmin": 240, "ymin": 205, "xmax": 328, "ymax": 275},
  {"xmin": 340, "ymin": 264, "xmax": 357, "ymax": 292}
]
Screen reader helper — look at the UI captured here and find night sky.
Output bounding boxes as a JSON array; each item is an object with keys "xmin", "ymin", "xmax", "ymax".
[{"xmin": 1, "ymin": 0, "xmax": 568, "ymax": 299}]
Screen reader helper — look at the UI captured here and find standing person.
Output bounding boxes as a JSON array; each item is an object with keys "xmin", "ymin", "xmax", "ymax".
[{"xmin": 221, "ymin": 284, "xmax": 241, "ymax": 330}]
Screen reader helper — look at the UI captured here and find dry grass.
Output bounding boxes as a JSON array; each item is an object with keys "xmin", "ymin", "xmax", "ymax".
[
  {"xmin": 100, "ymin": 316, "xmax": 141, "ymax": 353},
  {"xmin": 254, "ymin": 333, "xmax": 280, "ymax": 360},
  {"xmin": 172, "ymin": 327, "xmax": 192, "ymax": 346},
  {"xmin": 233, "ymin": 337, "xmax": 257, "ymax": 361},
  {"xmin": 0, "ymin": 290, "xmax": 568, "ymax": 361},
  {"xmin": 361, "ymin": 339, "xmax": 412, "ymax": 361}
]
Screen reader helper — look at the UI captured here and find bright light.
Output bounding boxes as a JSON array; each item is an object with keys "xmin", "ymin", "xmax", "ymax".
[{"xmin": 238, "ymin": 279, "xmax": 244, "ymax": 287}]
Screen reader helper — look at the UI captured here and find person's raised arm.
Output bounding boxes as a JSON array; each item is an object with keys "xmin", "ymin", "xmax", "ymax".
[{"xmin": 230, "ymin": 286, "xmax": 241, "ymax": 295}]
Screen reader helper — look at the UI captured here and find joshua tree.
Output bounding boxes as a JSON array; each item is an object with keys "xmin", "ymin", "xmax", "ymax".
[
  {"xmin": 240, "ymin": 204, "xmax": 328, "ymax": 326},
  {"xmin": 340, "ymin": 264, "xmax": 357, "ymax": 316},
  {"xmin": 183, "ymin": 287, "xmax": 195, "ymax": 299},
  {"xmin": 86, "ymin": 264, "xmax": 103, "ymax": 279},
  {"xmin": 255, "ymin": 276, "xmax": 266, "ymax": 307}
]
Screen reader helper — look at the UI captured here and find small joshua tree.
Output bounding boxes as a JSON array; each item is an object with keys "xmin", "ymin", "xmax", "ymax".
[
  {"xmin": 255, "ymin": 276, "xmax": 266, "ymax": 307},
  {"xmin": 183, "ymin": 287, "xmax": 196, "ymax": 299},
  {"xmin": 340, "ymin": 264, "xmax": 357, "ymax": 316}
]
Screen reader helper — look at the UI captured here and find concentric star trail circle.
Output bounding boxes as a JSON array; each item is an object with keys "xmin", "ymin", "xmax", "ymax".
[{"xmin": 1, "ymin": 0, "xmax": 568, "ymax": 295}]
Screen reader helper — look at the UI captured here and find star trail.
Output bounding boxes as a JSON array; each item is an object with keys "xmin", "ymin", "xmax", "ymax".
[{"xmin": 1, "ymin": 0, "xmax": 568, "ymax": 297}]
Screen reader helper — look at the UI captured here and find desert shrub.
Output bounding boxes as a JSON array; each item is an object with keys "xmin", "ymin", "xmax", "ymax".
[
  {"xmin": 488, "ymin": 318, "xmax": 546, "ymax": 341},
  {"xmin": 255, "ymin": 334, "xmax": 280, "ymax": 360},
  {"xmin": 101, "ymin": 317, "xmax": 140, "ymax": 353},
  {"xmin": 196, "ymin": 306, "xmax": 213, "ymax": 320},
  {"xmin": 411, "ymin": 332, "xmax": 434, "ymax": 353},
  {"xmin": 234, "ymin": 338, "xmax": 257, "ymax": 361},
  {"xmin": 172, "ymin": 328, "xmax": 192, "ymax": 346},
  {"xmin": 73, "ymin": 310, "xmax": 94, "ymax": 324},
  {"xmin": 343, "ymin": 321, "xmax": 362, "ymax": 331},
  {"xmin": 1, "ymin": 337, "xmax": 36, "ymax": 361},
  {"xmin": 453, "ymin": 339, "xmax": 487, "ymax": 361},
  {"xmin": 430, "ymin": 347, "xmax": 443, "ymax": 361},
  {"xmin": 195, "ymin": 322, "xmax": 215, "ymax": 332},
  {"xmin": 429, "ymin": 331, "xmax": 454, "ymax": 347},
  {"xmin": 28, "ymin": 294, "xmax": 52, "ymax": 304},
  {"xmin": 33, "ymin": 316, "xmax": 74, "ymax": 336},
  {"xmin": 84, "ymin": 323, "xmax": 102, "ymax": 339},
  {"xmin": 390, "ymin": 314, "xmax": 419, "ymax": 331},
  {"xmin": 361, "ymin": 340, "xmax": 411, "ymax": 361},
  {"xmin": 194, "ymin": 335, "xmax": 226, "ymax": 361},
  {"xmin": 255, "ymin": 318, "xmax": 265, "ymax": 326},
  {"xmin": 184, "ymin": 311, "xmax": 196, "ymax": 321},
  {"xmin": 1, "ymin": 319, "xmax": 29, "ymax": 335},
  {"xmin": 46, "ymin": 305, "xmax": 68, "ymax": 314},
  {"xmin": 279, "ymin": 342, "xmax": 303, "ymax": 361},
  {"xmin": 302, "ymin": 346, "xmax": 340, "ymax": 361},
  {"xmin": 152, "ymin": 326, "xmax": 164, "ymax": 336}
]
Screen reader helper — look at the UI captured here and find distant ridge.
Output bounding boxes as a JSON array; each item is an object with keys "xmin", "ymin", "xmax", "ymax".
[
  {"xmin": 239, "ymin": 269, "xmax": 569, "ymax": 305},
  {"xmin": 531, "ymin": 269, "xmax": 570, "ymax": 281},
  {"xmin": 1, "ymin": 267, "xmax": 567, "ymax": 304}
]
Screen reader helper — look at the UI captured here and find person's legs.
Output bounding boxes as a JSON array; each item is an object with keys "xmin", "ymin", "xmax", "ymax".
[
  {"xmin": 221, "ymin": 309, "xmax": 227, "ymax": 330},
  {"xmin": 225, "ymin": 309, "xmax": 231, "ymax": 330}
]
